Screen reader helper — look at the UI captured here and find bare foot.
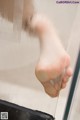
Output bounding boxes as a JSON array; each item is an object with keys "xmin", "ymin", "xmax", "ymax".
[{"xmin": 31, "ymin": 14, "xmax": 72, "ymax": 97}]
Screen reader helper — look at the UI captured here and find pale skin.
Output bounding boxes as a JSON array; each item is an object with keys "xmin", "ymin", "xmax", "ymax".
[{"xmin": 0, "ymin": 0, "xmax": 72, "ymax": 97}]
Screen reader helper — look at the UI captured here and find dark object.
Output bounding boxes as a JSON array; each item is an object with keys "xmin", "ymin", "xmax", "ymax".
[{"xmin": 0, "ymin": 99, "xmax": 55, "ymax": 120}]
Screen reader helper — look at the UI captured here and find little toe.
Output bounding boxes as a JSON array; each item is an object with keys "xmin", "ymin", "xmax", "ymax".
[
  {"xmin": 61, "ymin": 67, "xmax": 73, "ymax": 89},
  {"xmin": 66, "ymin": 67, "xmax": 73, "ymax": 77},
  {"xmin": 62, "ymin": 67, "xmax": 73, "ymax": 82}
]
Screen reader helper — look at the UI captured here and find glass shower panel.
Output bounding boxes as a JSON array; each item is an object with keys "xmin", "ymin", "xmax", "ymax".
[
  {"xmin": 63, "ymin": 50, "xmax": 80, "ymax": 120},
  {"xmin": 55, "ymin": 4, "xmax": 80, "ymax": 120},
  {"xmin": 69, "ymin": 72, "xmax": 80, "ymax": 120},
  {"xmin": 0, "ymin": 0, "xmax": 79, "ymax": 120}
]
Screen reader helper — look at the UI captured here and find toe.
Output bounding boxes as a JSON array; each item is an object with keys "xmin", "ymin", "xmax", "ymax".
[
  {"xmin": 61, "ymin": 83, "xmax": 66, "ymax": 89},
  {"xmin": 63, "ymin": 67, "xmax": 73, "ymax": 83},
  {"xmin": 61, "ymin": 67, "xmax": 73, "ymax": 89},
  {"xmin": 66, "ymin": 67, "xmax": 73, "ymax": 77},
  {"xmin": 42, "ymin": 81, "xmax": 59, "ymax": 97}
]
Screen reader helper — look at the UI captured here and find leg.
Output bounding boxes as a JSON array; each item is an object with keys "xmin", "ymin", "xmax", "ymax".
[
  {"xmin": 29, "ymin": 14, "xmax": 72, "ymax": 97},
  {"xmin": 0, "ymin": 0, "xmax": 72, "ymax": 96},
  {"xmin": 18, "ymin": 0, "xmax": 69, "ymax": 97},
  {"xmin": 0, "ymin": 0, "xmax": 72, "ymax": 97}
]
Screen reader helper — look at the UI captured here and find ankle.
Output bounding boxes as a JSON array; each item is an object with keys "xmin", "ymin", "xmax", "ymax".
[{"xmin": 31, "ymin": 14, "xmax": 54, "ymax": 36}]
